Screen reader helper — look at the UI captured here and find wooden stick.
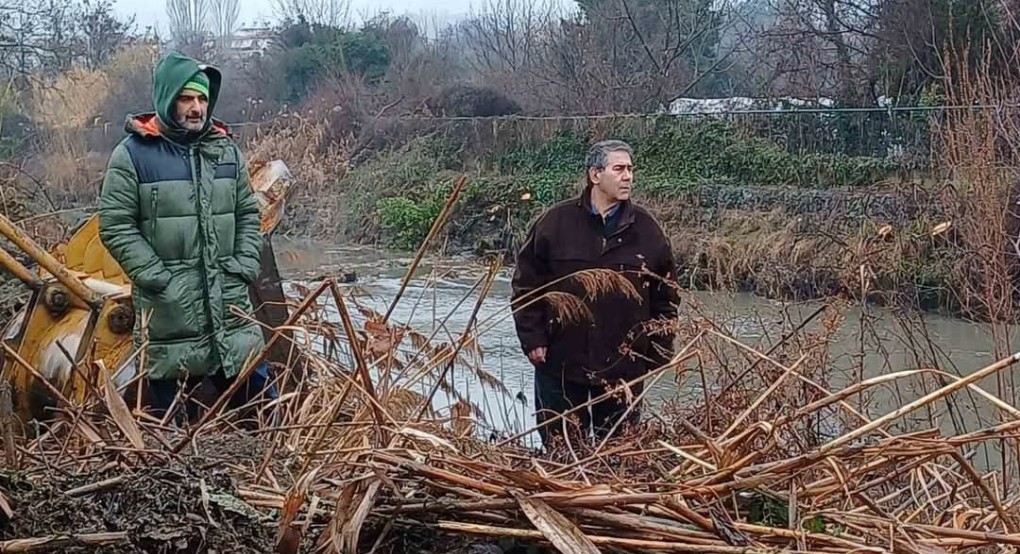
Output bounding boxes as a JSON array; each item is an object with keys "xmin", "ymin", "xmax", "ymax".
[
  {"xmin": 63, "ymin": 475, "xmax": 125, "ymax": 497},
  {"xmin": 0, "ymin": 532, "xmax": 129, "ymax": 552}
]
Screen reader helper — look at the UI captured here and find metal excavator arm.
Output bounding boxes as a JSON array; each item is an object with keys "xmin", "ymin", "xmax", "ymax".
[
  {"xmin": 0, "ymin": 159, "xmax": 295, "ymax": 428},
  {"xmin": 0, "ymin": 211, "xmax": 136, "ymax": 426}
]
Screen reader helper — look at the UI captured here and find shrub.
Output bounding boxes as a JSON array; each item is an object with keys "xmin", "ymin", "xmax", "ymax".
[{"xmin": 430, "ymin": 85, "xmax": 522, "ymax": 117}]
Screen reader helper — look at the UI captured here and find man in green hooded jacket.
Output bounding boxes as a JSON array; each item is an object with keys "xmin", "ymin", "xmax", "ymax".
[{"xmin": 98, "ymin": 52, "xmax": 276, "ymax": 422}]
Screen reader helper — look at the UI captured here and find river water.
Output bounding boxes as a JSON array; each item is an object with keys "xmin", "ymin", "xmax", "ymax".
[{"xmin": 273, "ymin": 239, "xmax": 1020, "ymax": 464}]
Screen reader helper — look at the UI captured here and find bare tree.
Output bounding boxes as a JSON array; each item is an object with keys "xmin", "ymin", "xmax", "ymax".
[
  {"xmin": 273, "ymin": 0, "xmax": 350, "ymax": 29},
  {"xmin": 78, "ymin": 0, "xmax": 133, "ymax": 70},
  {"xmin": 0, "ymin": 1, "xmax": 92, "ymax": 76},
  {"xmin": 456, "ymin": 0, "xmax": 569, "ymax": 112},
  {"xmin": 460, "ymin": 0, "xmax": 554, "ymax": 75},
  {"xmin": 749, "ymin": 0, "xmax": 1008, "ymax": 104},
  {"xmin": 166, "ymin": 0, "xmax": 209, "ymax": 51},
  {"xmin": 530, "ymin": 0, "xmax": 736, "ymax": 113},
  {"xmin": 753, "ymin": 0, "xmax": 882, "ymax": 102},
  {"xmin": 209, "ymin": 0, "xmax": 239, "ymax": 51}
]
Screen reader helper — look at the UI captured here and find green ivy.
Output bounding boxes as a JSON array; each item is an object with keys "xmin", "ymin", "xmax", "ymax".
[
  {"xmin": 491, "ymin": 119, "xmax": 896, "ymax": 197},
  {"xmin": 377, "ymin": 194, "xmax": 445, "ymax": 251},
  {"xmin": 496, "ymin": 131, "xmax": 587, "ymax": 204},
  {"xmin": 340, "ymin": 118, "xmax": 902, "ymax": 250}
]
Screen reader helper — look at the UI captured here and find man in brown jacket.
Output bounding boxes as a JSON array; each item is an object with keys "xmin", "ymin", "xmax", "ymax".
[{"xmin": 511, "ymin": 139, "xmax": 679, "ymax": 449}]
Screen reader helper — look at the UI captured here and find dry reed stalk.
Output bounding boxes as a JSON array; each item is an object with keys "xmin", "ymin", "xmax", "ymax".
[
  {"xmin": 513, "ymin": 491, "xmax": 601, "ymax": 553},
  {"xmin": 747, "ymin": 352, "xmax": 1020, "ymax": 482},
  {"xmin": 488, "ymin": 353, "xmax": 697, "ymax": 454},
  {"xmin": 566, "ymin": 508, "xmax": 722, "ymax": 544},
  {"xmin": 329, "ymin": 281, "xmax": 384, "ymax": 430},
  {"xmin": 437, "ymin": 521, "xmax": 837, "ymax": 553},
  {"xmin": 550, "ymin": 334, "xmax": 707, "ymax": 476},
  {"xmin": 412, "ymin": 256, "xmax": 501, "ymax": 423},
  {"xmin": 833, "ymin": 511, "xmax": 1020, "ymax": 546},
  {"xmin": 172, "ymin": 279, "xmax": 333, "ymax": 454},
  {"xmin": 383, "ymin": 174, "xmax": 468, "ymax": 323},
  {"xmin": 719, "ymin": 353, "xmax": 808, "ymax": 441},
  {"xmin": 707, "ymin": 329, "xmax": 896, "ymax": 438}
]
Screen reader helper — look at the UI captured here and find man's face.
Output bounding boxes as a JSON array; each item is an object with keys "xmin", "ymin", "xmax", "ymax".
[
  {"xmin": 174, "ymin": 89, "xmax": 208, "ymax": 131},
  {"xmin": 590, "ymin": 150, "xmax": 634, "ymax": 202}
]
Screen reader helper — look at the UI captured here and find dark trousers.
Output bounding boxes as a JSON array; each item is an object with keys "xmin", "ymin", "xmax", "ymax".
[
  {"xmin": 533, "ymin": 367, "xmax": 642, "ymax": 450},
  {"xmin": 148, "ymin": 362, "xmax": 279, "ymax": 425}
]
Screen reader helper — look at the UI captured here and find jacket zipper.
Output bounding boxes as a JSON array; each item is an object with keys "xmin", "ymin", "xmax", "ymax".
[
  {"xmin": 600, "ymin": 222, "xmax": 630, "ymax": 256},
  {"xmin": 149, "ymin": 186, "xmax": 158, "ymax": 238},
  {"xmin": 188, "ymin": 145, "xmax": 205, "ymax": 250},
  {"xmin": 189, "ymin": 145, "xmax": 215, "ymax": 334},
  {"xmin": 187, "ymin": 146, "xmax": 200, "ymax": 238},
  {"xmin": 189, "ymin": 146, "xmax": 200, "ymax": 182}
]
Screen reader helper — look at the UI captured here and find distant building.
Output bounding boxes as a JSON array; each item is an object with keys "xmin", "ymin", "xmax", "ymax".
[
  {"xmin": 667, "ymin": 96, "xmax": 836, "ymax": 114},
  {"xmin": 666, "ymin": 95, "xmax": 895, "ymax": 114},
  {"xmin": 206, "ymin": 27, "xmax": 277, "ymax": 59}
]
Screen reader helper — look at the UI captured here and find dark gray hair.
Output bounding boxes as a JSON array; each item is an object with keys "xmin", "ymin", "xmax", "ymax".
[{"xmin": 585, "ymin": 139, "xmax": 633, "ymax": 172}]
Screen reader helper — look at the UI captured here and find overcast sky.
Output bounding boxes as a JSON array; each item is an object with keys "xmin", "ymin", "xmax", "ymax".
[{"xmin": 113, "ymin": 0, "xmax": 477, "ymax": 35}]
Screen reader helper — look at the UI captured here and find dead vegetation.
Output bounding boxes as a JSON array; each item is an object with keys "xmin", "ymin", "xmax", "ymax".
[
  {"xmin": 664, "ymin": 207, "xmax": 950, "ymax": 308},
  {"xmin": 0, "ymin": 179, "xmax": 1018, "ymax": 554},
  {"xmin": 3, "ymin": 268, "xmax": 1020, "ymax": 553}
]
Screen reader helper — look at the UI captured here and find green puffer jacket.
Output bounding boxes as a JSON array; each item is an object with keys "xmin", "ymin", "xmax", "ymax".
[{"xmin": 98, "ymin": 52, "xmax": 265, "ymax": 381}]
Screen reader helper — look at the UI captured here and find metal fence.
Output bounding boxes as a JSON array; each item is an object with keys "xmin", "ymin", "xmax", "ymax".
[{"xmin": 79, "ymin": 104, "xmax": 1011, "ymax": 168}]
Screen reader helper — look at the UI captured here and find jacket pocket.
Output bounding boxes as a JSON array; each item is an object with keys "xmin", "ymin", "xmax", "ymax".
[
  {"xmin": 134, "ymin": 274, "xmax": 198, "ymax": 342},
  {"xmin": 222, "ymin": 272, "xmax": 250, "ymax": 311},
  {"xmin": 220, "ymin": 259, "xmax": 253, "ymax": 324}
]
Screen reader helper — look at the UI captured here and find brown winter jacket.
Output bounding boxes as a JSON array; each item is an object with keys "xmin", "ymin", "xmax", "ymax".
[{"xmin": 511, "ymin": 185, "xmax": 679, "ymax": 385}]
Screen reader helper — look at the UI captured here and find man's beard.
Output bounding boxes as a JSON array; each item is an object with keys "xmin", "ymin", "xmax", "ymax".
[{"xmin": 176, "ymin": 113, "xmax": 206, "ymax": 131}]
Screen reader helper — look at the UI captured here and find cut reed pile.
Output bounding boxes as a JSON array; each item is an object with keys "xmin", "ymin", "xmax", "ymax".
[
  {"xmin": 3, "ymin": 265, "xmax": 1020, "ymax": 553},
  {"xmin": 2, "ymin": 177, "xmax": 1020, "ymax": 553}
]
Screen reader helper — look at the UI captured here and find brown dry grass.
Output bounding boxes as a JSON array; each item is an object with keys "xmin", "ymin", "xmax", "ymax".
[
  {"xmin": 30, "ymin": 68, "xmax": 110, "ymax": 131},
  {"xmin": 663, "ymin": 205, "xmax": 960, "ymax": 312},
  {"xmin": 668, "ymin": 209, "xmax": 843, "ymax": 297},
  {"xmin": 25, "ymin": 46, "xmax": 159, "ymax": 207},
  {"xmin": 573, "ymin": 267, "xmax": 642, "ymax": 302},
  {"xmin": 245, "ymin": 113, "xmax": 351, "ymax": 189},
  {"xmin": 933, "ymin": 46, "xmax": 1020, "ymax": 328}
]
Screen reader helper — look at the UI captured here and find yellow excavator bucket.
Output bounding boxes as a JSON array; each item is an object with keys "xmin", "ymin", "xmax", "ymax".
[
  {"xmin": 0, "ymin": 159, "xmax": 294, "ymax": 428},
  {"xmin": 63, "ymin": 215, "xmax": 130, "ymax": 286}
]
